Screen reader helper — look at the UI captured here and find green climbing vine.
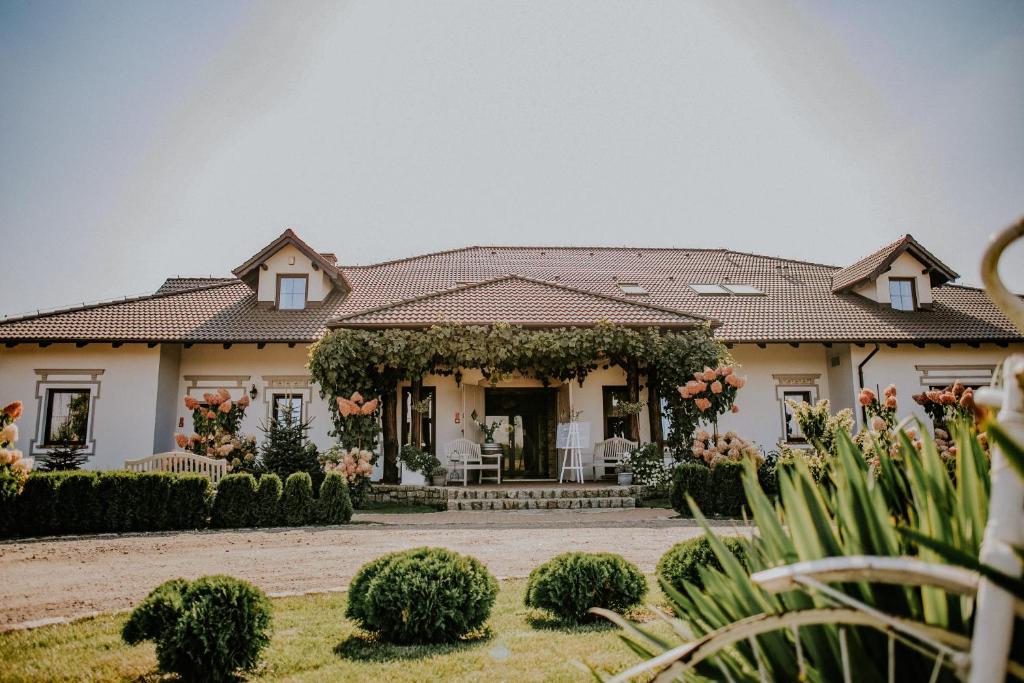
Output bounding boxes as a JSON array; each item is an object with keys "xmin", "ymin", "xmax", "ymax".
[{"xmin": 307, "ymin": 321, "xmax": 726, "ymax": 455}]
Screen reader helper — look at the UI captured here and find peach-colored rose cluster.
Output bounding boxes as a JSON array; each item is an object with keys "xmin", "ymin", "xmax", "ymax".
[
  {"xmin": 2, "ymin": 401, "xmax": 23, "ymax": 421},
  {"xmin": 677, "ymin": 365, "xmax": 745, "ymax": 416},
  {"xmin": 176, "ymin": 389, "xmax": 253, "ymax": 466},
  {"xmin": 691, "ymin": 429, "xmax": 763, "ymax": 468},
  {"xmin": 322, "ymin": 445, "xmax": 374, "ymax": 485},
  {"xmin": 337, "ymin": 392, "xmax": 379, "ymax": 417}
]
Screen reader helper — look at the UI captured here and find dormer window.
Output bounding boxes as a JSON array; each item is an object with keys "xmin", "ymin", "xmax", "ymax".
[
  {"xmin": 889, "ymin": 277, "xmax": 916, "ymax": 311},
  {"xmin": 278, "ymin": 275, "xmax": 307, "ymax": 310}
]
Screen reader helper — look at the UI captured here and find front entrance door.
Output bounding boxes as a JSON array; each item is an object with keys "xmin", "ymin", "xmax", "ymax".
[{"xmin": 484, "ymin": 388, "xmax": 556, "ymax": 479}]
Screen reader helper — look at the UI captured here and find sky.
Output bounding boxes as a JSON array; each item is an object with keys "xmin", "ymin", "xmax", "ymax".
[{"xmin": 1, "ymin": 0, "xmax": 1022, "ymax": 317}]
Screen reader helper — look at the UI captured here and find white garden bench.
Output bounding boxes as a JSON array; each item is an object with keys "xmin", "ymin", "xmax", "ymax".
[
  {"xmin": 592, "ymin": 436, "xmax": 637, "ymax": 479},
  {"xmin": 444, "ymin": 438, "xmax": 502, "ymax": 486},
  {"xmin": 124, "ymin": 451, "xmax": 229, "ymax": 485}
]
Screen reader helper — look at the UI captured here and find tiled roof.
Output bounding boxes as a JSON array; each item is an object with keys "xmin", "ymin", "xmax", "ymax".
[
  {"xmin": 831, "ymin": 234, "xmax": 958, "ymax": 292},
  {"xmin": 330, "ymin": 275, "xmax": 713, "ymax": 328},
  {"xmin": 155, "ymin": 278, "xmax": 238, "ymax": 294},
  {"xmin": 0, "ymin": 241, "xmax": 1019, "ymax": 344}
]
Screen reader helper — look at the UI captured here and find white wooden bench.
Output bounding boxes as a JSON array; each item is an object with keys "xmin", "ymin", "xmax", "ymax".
[
  {"xmin": 592, "ymin": 436, "xmax": 638, "ymax": 479},
  {"xmin": 124, "ymin": 451, "xmax": 229, "ymax": 485},
  {"xmin": 444, "ymin": 438, "xmax": 502, "ymax": 486}
]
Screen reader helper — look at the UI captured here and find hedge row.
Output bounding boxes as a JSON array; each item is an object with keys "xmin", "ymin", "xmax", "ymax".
[
  {"xmin": 0, "ymin": 470, "xmax": 353, "ymax": 538},
  {"xmin": 669, "ymin": 461, "xmax": 747, "ymax": 517}
]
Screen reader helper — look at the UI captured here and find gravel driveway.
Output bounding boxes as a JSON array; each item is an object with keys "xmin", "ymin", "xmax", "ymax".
[{"xmin": 0, "ymin": 508, "xmax": 748, "ymax": 629}]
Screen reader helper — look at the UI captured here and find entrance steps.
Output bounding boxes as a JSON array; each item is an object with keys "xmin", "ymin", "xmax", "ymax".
[{"xmin": 445, "ymin": 485, "xmax": 644, "ymax": 511}]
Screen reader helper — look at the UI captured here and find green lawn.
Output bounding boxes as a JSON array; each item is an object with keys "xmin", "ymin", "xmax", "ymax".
[{"xmin": 0, "ymin": 579, "xmax": 668, "ymax": 682}]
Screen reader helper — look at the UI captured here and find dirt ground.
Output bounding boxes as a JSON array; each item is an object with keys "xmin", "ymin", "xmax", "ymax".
[{"xmin": 0, "ymin": 508, "xmax": 748, "ymax": 629}]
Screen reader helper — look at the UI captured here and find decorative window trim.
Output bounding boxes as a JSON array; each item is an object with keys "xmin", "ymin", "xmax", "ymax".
[
  {"xmin": 914, "ymin": 365, "xmax": 995, "ymax": 388},
  {"xmin": 276, "ymin": 274, "xmax": 309, "ymax": 310},
  {"xmin": 262, "ymin": 375, "xmax": 313, "ymax": 422},
  {"xmin": 31, "ymin": 369, "xmax": 103, "ymax": 456},
  {"xmin": 888, "ymin": 277, "xmax": 917, "ymax": 311},
  {"xmin": 773, "ymin": 374, "xmax": 821, "ymax": 445}
]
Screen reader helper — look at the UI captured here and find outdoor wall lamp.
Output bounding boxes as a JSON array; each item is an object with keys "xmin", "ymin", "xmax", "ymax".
[
  {"xmin": 249, "ymin": 384, "xmax": 258, "ymax": 400},
  {"xmin": 454, "ymin": 369, "xmax": 463, "ymax": 387}
]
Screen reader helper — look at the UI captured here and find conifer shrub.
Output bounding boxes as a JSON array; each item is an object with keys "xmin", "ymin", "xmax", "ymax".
[
  {"xmin": 122, "ymin": 575, "xmax": 272, "ymax": 683},
  {"xmin": 15, "ymin": 472, "xmax": 69, "ymax": 536},
  {"xmin": 346, "ymin": 547, "xmax": 498, "ymax": 644},
  {"xmin": 317, "ymin": 471, "xmax": 353, "ymax": 525},
  {"xmin": 656, "ymin": 536, "xmax": 748, "ymax": 593},
  {"xmin": 258, "ymin": 411, "xmax": 323, "ymax": 490},
  {"xmin": 669, "ymin": 462, "xmax": 711, "ymax": 516},
  {"xmin": 281, "ymin": 471, "xmax": 315, "ymax": 526},
  {"xmin": 524, "ymin": 552, "xmax": 647, "ymax": 623},
  {"xmin": 133, "ymin": 472, "xmax": 175, "ymax": 530},
  {"xmin": 254, "ymin": 473, "xmax": 282, "ymax": 527},
  {"xmin": 95, "ymin": 470, "xmax": 144, "ymax": 531},
  {"xmin": 211, "ymin": 473, "xmax": 257, "ymax": 528},
  {"xmin": 710, "ymin": 460, "xmax": 746, "ymax": 516},
  {"xmin": 166, "ymin": 474, "xmax": 213, "ymax": 529},
  {"xmin": 54, "ymin": 470, "xmax": 99, "ymax": 534}
]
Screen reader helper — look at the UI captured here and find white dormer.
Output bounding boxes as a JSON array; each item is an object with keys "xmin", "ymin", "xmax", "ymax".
[
  {"xmin": 831, "ymin": 234, "xmax": 958, "ymax": 312},
  {"xmin": 232, "ymin": 229, "xmax": 348, "ymax": 310}
]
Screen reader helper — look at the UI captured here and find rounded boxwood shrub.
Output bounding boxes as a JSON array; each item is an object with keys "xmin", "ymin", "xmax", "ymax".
[
  {"xmin": 317, "ymin": 471, "xmax": 353, "ymax": 525},
  {"xmin": 123, "ymin": 575, "xmax": 272, "ymax": 682},
  {"xmin": 657, "ymin": 536, "xmax": 748, "ymax": 593},
  {"xmin": 212, "ymin": 473, "xmax": 257, "ymax": 528},
  {"xmin": 524, "ymin": 552, "xmax": 647, "ymax": 623},
  {"xmin": 281, "ymin": 471, "xmax": 315, "ymax": 526},
  {"xmin": 254, "ymin": 473, "xmax": 282, "ymax": 527},
  {"xmin": 670, "ymin": 462, "xmax": 711, "ymax": 517},
  {"xmin": 346, "ymin": 547, "xmax": 498, "ymax": 644}
]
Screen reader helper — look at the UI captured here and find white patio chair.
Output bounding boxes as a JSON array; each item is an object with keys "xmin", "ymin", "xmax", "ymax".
[
  {"xmin": 592, "ymin": 436, "xmax": 637, "ymax": 479},
  {"xmin": 444, "ymin": 438, "xmax": 502, "ymax": 486}
]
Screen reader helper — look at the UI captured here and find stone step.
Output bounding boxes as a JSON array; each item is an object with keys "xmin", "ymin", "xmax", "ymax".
[
  {"xmin": 447, "ymin": 485, "xmax": 644, "ymax": 501},
  {"xmin": 447, "ymin": 496, "xmax": 636, "ymax": 511}
]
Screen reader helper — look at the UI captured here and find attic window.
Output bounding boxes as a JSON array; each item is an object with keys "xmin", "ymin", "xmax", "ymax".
[
  {"xmin": 723, "ymin": 284, "xmax": 764, "ymax": 296},
  {"xmin": 618, "ymin": 283, "xmax": 647, "ymax": 295},
  {"xmin": 278, "ymin": 275, "xmax": 307, "ymax": 310},
  {"xmin": 889, "ymin": 278, "xmax": 917, "ymax": 311},
  {"xmin": 688, "ymin": 284, "xmax": 729, "ymax": 295}
]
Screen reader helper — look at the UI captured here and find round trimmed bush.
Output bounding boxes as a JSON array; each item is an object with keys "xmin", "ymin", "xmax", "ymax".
[
  {"xmin": 346, "ymin": 547, "xmax": 498, "ymax": 644},
  {"xmin": 254, "ymin": 473, "xmax": 282, "ymax": 527},
  {"xmin": 281, "ymin": 471, "xmax": 315, "ymax": 526},
  {"xmin": 524, "ymin": 552, "xmax": 647, "ymax": 623},
  {"xmin": 657, "ymin": 536, "xmax": 748, "ymax": 593},
  {"xmin": 122, "ymin": 575, "xmax": 272, "ymax": 683},
  {"xmin": 212, "ymin": 473, "xmax": 257, "ymax": 528},
  {"xmin": 317, "ymin": 471, "xmax": 353, "ymax": 525}
]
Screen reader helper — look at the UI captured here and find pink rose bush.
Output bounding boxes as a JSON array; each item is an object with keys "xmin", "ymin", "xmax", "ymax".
[
  {"xmin": 332, "ymin": 391, "xmax": 382, "ymax": 451},
  {"xmin": 320, "ymin": 443, "xmax": 375, "ymax": 507},
  {"xmin": 174, "ymin": 389, "xmax": 256, "ymax": 469},
  {"xmin": 0, "ymin": 400, "xmax": 32, "ymax": 502},
  {"xmin": 677, "ymin": 365, "xmax": 758, "ymax": 464}
]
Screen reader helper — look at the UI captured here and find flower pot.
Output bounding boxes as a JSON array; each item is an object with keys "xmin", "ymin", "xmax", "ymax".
[
  {"xmin": 431, "ymin": 474, "xmax": 447, "ymax": 486},
  {"xmin": 617, "ymin": 472, "xmax": 633, "ymax": 486}
]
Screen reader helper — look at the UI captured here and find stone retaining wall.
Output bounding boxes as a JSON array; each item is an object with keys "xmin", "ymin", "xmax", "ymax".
[{"xmin": 366, "ymin": 484, "xmax": 449, "ymax": 509}]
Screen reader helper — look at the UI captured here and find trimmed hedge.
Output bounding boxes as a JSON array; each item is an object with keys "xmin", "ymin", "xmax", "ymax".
[
  {"xmin": 346, "ymin": 547, "xmax": 498, "ymax": 644},
  {"xmin": 670, "ymin": 461, "xmax": 748, "ymax": 517},
  {"xmin": 317, "ymin": 472, "xmax": 353, "ymax": 525},
  {"xmin": 657, "ymin": 536, "xmax": 748, "ymax": 593},
  {"xmin": 524, "ymin": 552, "xmax": 647, "ymax": 623},
  {"xmin": 212, "ymin": 474, "xmax": 256, "ymax": 528},
  {"xmin": 282, "ymin": 472, "xmax": 315, "ymax": 526},
  {"xmin": 123, "ymin": 575, "xmax": 272, "ymax": 682},
  {"xmin": 254, "ymin": 474, "xmax": 282, "ymax": 527},
  {"xmin": 1, "ymin": 466, "xmax": 358, "ymax": 538}
]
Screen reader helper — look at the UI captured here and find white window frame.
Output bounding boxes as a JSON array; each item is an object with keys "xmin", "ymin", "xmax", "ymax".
[
  {"xmin": 31, "ymin": 369, "xmax": 103, "ymax": 456},
  {"xmin": 889, "ymin": 278, "xmax": 916, "ymax": 311},
  {"xmin": 278, "ymin": 275, "xmax": 308, "ymax": 310},
  {"xmin": 773, "ymin": 373, "xmax": 821, "ymax": 446}
]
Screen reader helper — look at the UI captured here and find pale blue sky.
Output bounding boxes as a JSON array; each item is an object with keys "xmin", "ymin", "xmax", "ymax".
[{"xmin": 1, "ymin": 0, "xmax": 1022, "ymax": 316}]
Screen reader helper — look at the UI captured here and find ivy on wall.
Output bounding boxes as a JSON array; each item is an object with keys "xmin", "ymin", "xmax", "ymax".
[{"xmin": 307, "ymin": 321, "xmax": 726, "ymax": 481}]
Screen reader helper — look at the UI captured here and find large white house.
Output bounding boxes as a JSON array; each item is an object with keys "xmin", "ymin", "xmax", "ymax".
[{"xmin": 0, "ymin": 230, "xmax": 1019, "ymax": 482}]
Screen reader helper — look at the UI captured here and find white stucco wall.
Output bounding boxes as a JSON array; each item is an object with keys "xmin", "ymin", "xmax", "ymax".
[
  {"xmin": 0, "ymin": 344, "xmax": 163, "ymax": 470},
  {"xmin": 255, "ymin": 244, "xmax": 333, "ymax": 303}
]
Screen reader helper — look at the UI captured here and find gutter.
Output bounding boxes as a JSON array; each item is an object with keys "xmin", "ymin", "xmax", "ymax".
[{"xmin": 857, "ymin": 343, "xmax": 881, "ymax": 425}]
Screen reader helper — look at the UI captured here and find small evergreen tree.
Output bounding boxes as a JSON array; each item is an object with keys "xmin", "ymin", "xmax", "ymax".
[
  {"xmin": 38, "ymin": 440, "xmax": 90, "ymax": 471},
  {"xmin": 258, "ymin": 411, "xmax": 323, "ymax": 490}
]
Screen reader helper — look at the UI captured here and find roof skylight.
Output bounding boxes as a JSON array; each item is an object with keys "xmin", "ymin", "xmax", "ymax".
[
  {"xmin": 617, "ymin": 283, "xmax": 648, "ymax": 295},
  {"xmin": 723, "ymin": 284, "xmax": 764, "ymax": 295},
  {"xmin": 688, "ymin": 284, "xmax": 729, "ymax": 295}
]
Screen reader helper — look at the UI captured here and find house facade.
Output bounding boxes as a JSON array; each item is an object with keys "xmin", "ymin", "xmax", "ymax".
[{"xmin": 1, "ymin": 230, "xmax": 1019, "ymax": 483}]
